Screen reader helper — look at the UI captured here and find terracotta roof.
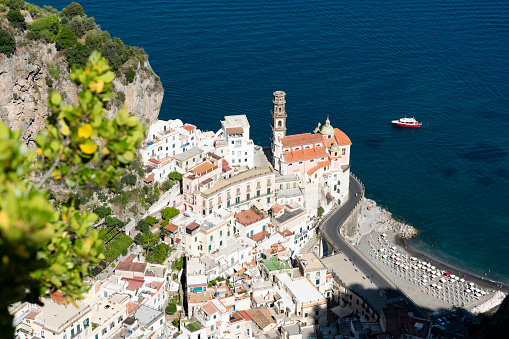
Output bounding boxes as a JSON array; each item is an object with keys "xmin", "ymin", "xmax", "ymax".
[
  {"xmin": 122, "ymin": 277, "xmax": 144, "ymax": 291},
  {"xmin": 116, "ymin": 261, "xmax": 147, "ymax": 273},
  {"xmin": 50, "ymin": 291, "xmax": 66, "ymax": 303},
  {"xmin": 226, "ymin": 127, "xmax": 244, "ymax": 134},
  {"xmin": 245, "ymin": 306, "xmax": 276, "ymax": 330},
  {"xmin": 326, "ymin": 274, "xmax": 333, "ymax": 279},
  {"xmin": 307, "ymin": 166, "xmax": 319, "ymax": 175},
  {"xmin": 202, "ymin": 302, "xmax": 218, "ymax": 316},
  {"xmin": 186, "ymin": 222, "xmax": 200, "ymax": 232},
  {"xmin": 222, "ymin": 159, "xmax": 232, "ymax": 172},
  {"xmin": 189, "ymin": 161, "xmax": 218, "ymax": 177},
  {"xmin": 249, "ymin": 231, "xmax": 270, "ymax": 243},
  {"xmin": 236, "ymin": 209, "xmax": 266, "ymax": 226},
  {"xmin": 280, "ymin": 229, "xmax": 294, "ymax": 237},
  {"xmin": 271, "ymin": 203, "xmax": 283, "ymax": 213},
  {"xmin": 283, "ymin": 146, "xmax": 328, "ymax": 163},
  {"xmin": 164, "ymin": 223, "xmax": 178, "ymax": 233},
  {"xmin": 148, "ymin": 158, "xmax": 161, "ymax": 165},
  {"xmin": 182, "ymin": 124, "xmax": 196, "ymax": 132},
  {"xmin": 25, "ymin": 311, "xmax": 39, "ymax": 320},
  {"xmin": 318, "ymin": 160, "xmax": 331, "ymax": 168},
  {"xmin": 124, "ymin": 254, "xmax": 136, "ymax": 263},
  {"xmin": 323, "ymin": 128, "xmax": 352, "ymax": 147},
  {"xmin": 126, "ymin": 302, "xmax": 140, "ymax": 315},
  {"xmin": 281, "ymin": 133, "xmax": 323, "ymax": 147},
  {"xmin": 239, "ymin": 310, "xmax": 252, "ymax": 321},
  {"xmin": 175, "ymin": 238, "xmax": 181, "ymax": 243},
  {"xmin": 144, "ymin": 173, "xmax": 154, "ymax": 183}
]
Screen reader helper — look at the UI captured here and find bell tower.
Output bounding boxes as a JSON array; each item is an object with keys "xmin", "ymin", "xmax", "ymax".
[
  {"xmin": 271, "ymin": 91, "xmax": 287, "ymax": 172},
  {"xmin": 271, "ymin": 91, "xmax": 287, "ymax": 143}
]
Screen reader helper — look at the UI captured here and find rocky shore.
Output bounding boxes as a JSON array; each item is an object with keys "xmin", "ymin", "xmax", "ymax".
[{"xmin": 361, "ymin": 198, "xmax": 417, "ymax": 239}]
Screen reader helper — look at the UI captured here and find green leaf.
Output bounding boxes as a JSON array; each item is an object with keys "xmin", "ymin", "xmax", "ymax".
[
  {"xmin": 50, "ymin": 91, "xmax": 62, "ymax": 106},
  {"xmin": 114, "ymin": 109, "xmax": 128, "ymax": 126},
  {"xmin": 65, "ymin": 178, "xmax": 76, "ymax": 187}
]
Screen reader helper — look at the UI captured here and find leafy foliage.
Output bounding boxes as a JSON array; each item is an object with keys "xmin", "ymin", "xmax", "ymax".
[
  {"xmin": 64, "ymin": 43, "xmax": 91, "ymax": 68},
  {"xmin": 0, "ymin": 52, "xmax": 144, "ymax": 337},
  {"xmin": 104, "ymin": 216, "xmax": 124, "ymax": 229},
  {"xmin": 133, "ymin": 232, "xmax": 144, "ymax": 245},
  {"xmin": 103, "ymin": 235, "xmax": 132, "ymax": 262},
  {"xmin": 171, "ymin": 255, "xmax": 185, "ymax": 271},
  {"xmin": 92, "ymin": 205, "xmax": 111, "ymax": 219},
  {"xmin": 145, "ymin": 215, "xmax": 158, "ymax": 227},
  {"xmin": 68, "ymin": 15, "xmax": 95, "ymax": 38},
  {"xmin": 61, "ymin": 2, "xmax": 85, "ymax": 18},
  {"xmin": 161, "ymin": 180, "xmax": 174, "ymax": 191},
  {"xmin": 7, "ymin": 10, "xmax": 26, "ymax": 29},
  {"xmin": 136, "ymin": 219, "xmax": 149, "ymax": 233},
  {"xmin": 125, "ymin": 66, "xmax": 135, "ymax": 83},
  {"xmin": 165, "ymin": 303, "xmax": 177, "ymax": 315},
  {"xmin": 55, "ymin": 24, "xmax": 77, "ymax": 50},
  {"xmin": 0, "ymin": 29, "xmax": 16, "ymax": 57},
  {"xmin": 161, "ymin": 207, "xmax": 179, "ymax": 221},
  {"xmin": 317, "ymin": 206, "xmax": 325, "ymax": 218},
  {"xmin": 30, "ymin": 14, "xmax": 59, "ymax": 32},
  {"xmin": 121, "ymin": 173, "xmax": 137, "ymax": 186},
  {"xmin": 168, "ymin": 171, "xmax": 182, "ymax": 181},
  {"xmin": 6, "ymin": 0, "xmax": 25, "ymax": 10}
]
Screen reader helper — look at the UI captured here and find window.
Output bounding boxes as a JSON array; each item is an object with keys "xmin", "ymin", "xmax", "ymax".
[
  {"xmin": 280, "ymin": 184, "xmax": 283, "ymax": 190},
  {"xmin": 220, "ymin": 240, "xmax": 223, "ymax": 246},
  {"xmin": 316, "ymin": 279, "xmax": 320, "ymax": 285},
  {"xmin": 247, "ymin": 193, "xmax": 250, "ymax": 200},
  {"xmin": 41, "ymin": 330, "xmax": 45, "ymax": 338},
  {"xmin": 211, "ymin": 325, "xmax": 214, "ymax": 331},
  {"xmin": 236, "ymin": 197, "xmax": 240, "ymax": 204},
  {"xmin": 195, "ymin": 237, "xmax": 197, "ymax": 242},
  {"xmin": 102, "ymin": 328, "xmax": 107, "ymax": 335},
  {"xmin": 84, "ymin": 318, "xmax": 90, "ymax": 328},
  {"xmin": 342, "ymin": 148, "xmax": 346, "ymax": 155},
  {"xmin": 110, "ymin": 322, "xmax": 115, "ymax": 329},
  {"xmin": 257, "ymin": 190, "xmax": 260, "ymax": 197},
  {"xmin": 267, "ymin": 188, "xmax": 271, "ymax": 194},
  {"xmin": 210, "ymin": 235, "xmax": 213, "ymax": 241},
  {"xmin": 220, "ymin": 230, "xmax": 223, "ymax": 236},
  {"xmin": 236, "ymin": 188, "xmax": 241, "ymax": 196},
  {"xmin": 267, "ymin": 178, "xmax": 271, "ymax": 185},
  {"xmin": 118, "ymin": 316, "xmax": 123, "ymax": 323},
  {"xmin": 293, "ymin": 183, "xmax": 297, "ymax": 188},
  {"xmin": 304, "ymin": 313, "xmax": 308, "ymax": 317}
]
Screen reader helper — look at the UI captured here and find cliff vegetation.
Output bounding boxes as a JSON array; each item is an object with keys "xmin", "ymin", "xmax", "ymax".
[{"xmin": 0, "ymin": 1, "xmax": 163, "ymax": 147}]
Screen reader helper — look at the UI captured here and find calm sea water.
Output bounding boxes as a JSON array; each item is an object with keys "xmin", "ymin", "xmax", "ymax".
[{"xmin": 35, "ymin": 0, "xmax": 509, "ymax": 282}]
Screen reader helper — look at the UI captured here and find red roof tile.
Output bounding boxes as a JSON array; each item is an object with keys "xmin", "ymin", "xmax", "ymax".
[
  {"xmin": 148, "ymin": 158, "xmax": 161, "ymax": 165},
  {"xmin": 182, "ymin": 124, "xmax": 196, "ymax": 132},
  {"xmin": 236, "ymin": 209, "xmax": 267, "ymax": 226},
  {"xmin": 126, "ymin": 302, "xmax": 140, "ymax": 315},
  {"xmin": 307, "ymin": 166, "xmax": 319, "ymax": 175},
  {"xmin": 122, "ymin": 277, "xmax": 144, "ymax": 291},
  {"xmin": 116, "ymin": 261, "xmax": 147, "ymax": 273},
  {"xmin": 186, "ymin": 222, "xmax": 200, "ymax": 231},
  {"xmin": 280, "ymin": 229, "xmax": 294, "ymax": 237},
  {"xmin": 271, "ymin": 203, "xmax": 283, "ymax": 213},
  {"xmin": 281, "ymin": 133, "xmax": 323, "ymax": 147},
  {"xmin": 25, "ymin": 312, "xmax": 39, "ymax": 320},
  {"xmin": 249, "ymin": 231, "xmax": 270, "ymax": 243},
  {"xmin": 164, "ymin": 223, "xmax": 178, "ymax": 233},
  {"xmin": 318, "ymin": 160, "xmax": 331, "ymax": 168},
  {"xmin": 144, "ymin": 173, "xmax": 154, "ymax": 183}
]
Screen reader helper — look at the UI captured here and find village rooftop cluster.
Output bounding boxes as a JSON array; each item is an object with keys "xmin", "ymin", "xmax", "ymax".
[{"xmin": 11, "ymin": 92, "xmax": 440, "ymax": 339}]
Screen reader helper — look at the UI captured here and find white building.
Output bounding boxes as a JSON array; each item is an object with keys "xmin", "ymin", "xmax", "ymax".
[{"xmin": 217, "ymin": 115, "xmax": 255, "ymax": 169}]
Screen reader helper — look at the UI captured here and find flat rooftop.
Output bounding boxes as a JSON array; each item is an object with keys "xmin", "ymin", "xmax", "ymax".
[
  {"xmin": 35, "ymin": 300, "xmax": 89, "ymax": 330},
  {"xmin": 222, "ymin": 115, "xmax": 250, "ymax": 129},
  {"xmin": 277, "ymin": 274, "xmax": 325, "ymax": 305},
  {"xmin": 173, "ymin": 147, "xmax": 203, "ymax": 162},
  {"xmin": 299, "ymin": 252, "xmax": 325, "ymax": 271}
]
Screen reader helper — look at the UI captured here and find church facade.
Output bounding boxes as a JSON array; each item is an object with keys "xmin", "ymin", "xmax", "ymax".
[{"xmin": 270, "ymin": 91, "xmax": 352, "ymax": 204}]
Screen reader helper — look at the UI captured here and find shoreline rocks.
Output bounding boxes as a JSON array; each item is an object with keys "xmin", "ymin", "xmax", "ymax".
[{"xmin": 363, "ymin": 198, "xmax": 418, "ymax": 239}]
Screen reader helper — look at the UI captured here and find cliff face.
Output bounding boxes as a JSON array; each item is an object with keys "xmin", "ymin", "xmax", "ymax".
[{"xmin": 0, "ymin": 41, "xmax": 163, "ymax": 148}]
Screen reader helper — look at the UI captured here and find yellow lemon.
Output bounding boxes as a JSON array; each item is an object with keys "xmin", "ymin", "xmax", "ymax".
[
  {"xmin": 79, "ymin": 140, "xmax": 98, "ymax": 154},
  {"xmin": 89, "ymin": 80, "xmax": 104, "ymax": 93},
  {"xmin": 61, "ymin": 125, "xmax": 70, "ymax": 136},
  {"xmin": 77, "ymin": 124, "xmax": 93, "ymax": 139},
  {"xmin": 102, "ymin": 148, "xmax": 110, "ymax": 154},
  {"xmin": 36, "ymin": 148, "xmax": 43, "ymax": 155}
]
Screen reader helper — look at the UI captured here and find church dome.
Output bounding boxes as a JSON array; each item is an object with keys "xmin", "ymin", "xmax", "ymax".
[
  {"xmin": 330, "ymin": 141, "xmax": 340, "ymax": 152},
  {"xmin": 320, "ymin": 117, "xmax": 334, "ymax": 135}
]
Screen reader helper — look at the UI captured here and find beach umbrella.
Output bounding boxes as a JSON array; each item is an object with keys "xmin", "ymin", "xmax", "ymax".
[
  {"xmin": 454, "ymin": 276, "xmax": 460, "ymax": 280},
  {"xmin": 460, "ymin": 279, "xmax": 465, "ymax": 283},
  {"xmin": 451, "ymin": 275, "xmax": 456, "ymax": 279},
  {"xmin": 431, "ymin": 266, "xmax": 436, "ymax": 269},
  {"xmin": 445, "ymin": 272, "xmax": 451, "ymax": 276},
  {"xmin": 438, "ymin": 286, "xmax": 442, "ymax": 289},
  {"xmin": 469, "ymin": 282, "xmax": 474, "ymax": 286},
  {"xmin": 392, "ymin": 246, "xmax": 396, "ymax": 250}
]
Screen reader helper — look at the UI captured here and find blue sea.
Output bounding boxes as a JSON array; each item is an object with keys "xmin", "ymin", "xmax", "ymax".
[{"xmin": 35, "ymin": 0, "xmax": 509, "ymax": 283}]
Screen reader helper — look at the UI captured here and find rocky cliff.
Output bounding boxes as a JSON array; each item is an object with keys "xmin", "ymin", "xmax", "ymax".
[{"xmin": 0, "ymin": 39, "xmax": 163, "ymax": 148}]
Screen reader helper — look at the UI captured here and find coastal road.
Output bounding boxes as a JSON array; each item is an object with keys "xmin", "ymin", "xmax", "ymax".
[{"xmin": 320, "ymin": 175, "xmax": 425, "ymax": 316}]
